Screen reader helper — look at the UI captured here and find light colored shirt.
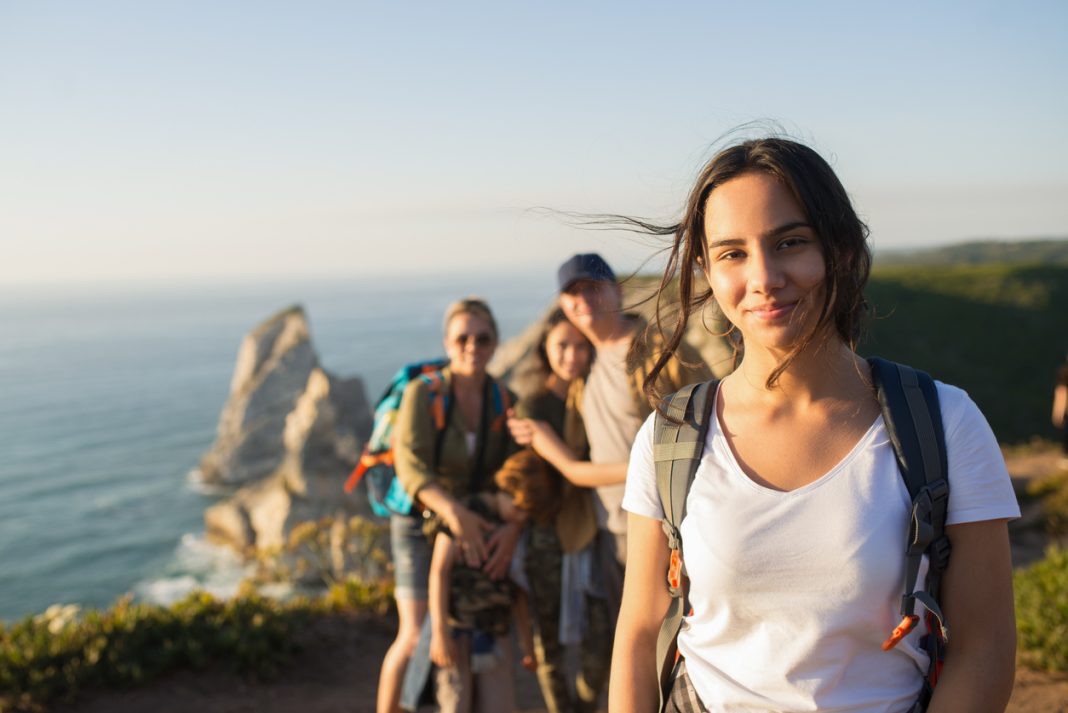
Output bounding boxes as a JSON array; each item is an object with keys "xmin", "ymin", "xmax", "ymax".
[
  {"xmin": 583, "ymin": 338, "xmax": 644, "ymax": 539},
  {"xmin": 623, "ymin": 381, "xmax": 1020, "ymax": 712}
]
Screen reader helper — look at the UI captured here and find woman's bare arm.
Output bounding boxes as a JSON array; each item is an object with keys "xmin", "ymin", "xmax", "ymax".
[
  {"xmin": 609, "ymin": 512, "xmax": 673, "ymax": 712},
  {"xmin": 417, "ymin": 483, "xmax": 494, "ymax": 566},
  {"xmin": 1052, "ymin": 384, "xmax": 1067, "ymax": 429},
  {"xmin": 926, "ymin": 519, "xmax": 1016, "ymax": 713},
  {"xmin": 508, "ymin": 416, "xmax": 626, "ymax": 487}
]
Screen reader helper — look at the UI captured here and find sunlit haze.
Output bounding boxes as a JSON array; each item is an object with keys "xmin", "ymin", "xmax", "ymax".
[{"xmin": 2, "ymin": 1, "xmax": 1066, "ymax": 285}]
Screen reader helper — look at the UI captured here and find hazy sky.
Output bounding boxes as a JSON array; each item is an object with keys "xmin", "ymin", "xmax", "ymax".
[{"xmin": 2, "ymin": 1, "xmax": 1066, "ymax": 285}]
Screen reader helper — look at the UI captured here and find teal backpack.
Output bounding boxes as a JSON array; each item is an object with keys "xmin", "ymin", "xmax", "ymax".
[
  {"xmin": 344, "ymin": 359, "xmax": 512, "ymax": 517},
  {"xmin": 652, "ymin": 358, "xmax": 949, "ymax": 713}
]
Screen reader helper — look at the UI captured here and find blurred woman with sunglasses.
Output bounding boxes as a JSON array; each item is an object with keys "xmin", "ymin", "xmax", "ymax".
[{"xmin": 377, "ymin": 297, "xmax": 519, "ymax": 713}]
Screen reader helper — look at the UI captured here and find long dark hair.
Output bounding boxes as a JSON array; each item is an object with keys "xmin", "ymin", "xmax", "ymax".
[
  {"xmin": 535, "ymin": 307, "xmax": 589, "ymax": 375},
  {"xmin": 643, "ymin": 137, "xmax": 872, "ymax": 407}
]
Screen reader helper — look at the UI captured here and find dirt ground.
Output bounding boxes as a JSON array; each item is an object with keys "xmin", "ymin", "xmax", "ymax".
[
  {"xmin": 47, "ymin": 448, "xmax": 1068, "ymax": 713},
  {"xmin": 50, "ymin": 610, "xmax": 1068, "ymax": 713},
  {"xmin": 52, "ymin": 613, "xmax": 571, "ymax": 713}
]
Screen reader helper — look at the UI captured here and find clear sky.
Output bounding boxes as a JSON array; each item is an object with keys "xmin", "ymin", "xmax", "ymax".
[{"xmin": 2, "ymin": 1, "xmax": 1066, "ymax": 285}]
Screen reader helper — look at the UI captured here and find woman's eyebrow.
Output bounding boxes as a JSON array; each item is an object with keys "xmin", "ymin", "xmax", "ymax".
[
  {"xmin": 706, "ymin": 221, "xmax": 814, "ymax": 247},
  {"xmin": 765, "ymin": 220, "xmax": 813, "ymax": 238}
]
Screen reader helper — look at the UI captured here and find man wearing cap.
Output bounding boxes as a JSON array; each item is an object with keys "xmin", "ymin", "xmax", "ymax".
[
  {"xmin": 555, "ymin": 253, "xmax": 714, "ymax": 561},
  {"xmin": 511, "ymin": 253, "xmax": 719, "ymax": 625}
]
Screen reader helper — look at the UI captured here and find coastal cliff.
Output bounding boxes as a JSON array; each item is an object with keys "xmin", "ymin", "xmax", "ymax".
[{"xmin": 200, "ymin": 306, "xmax": 373, "ymax": 557}]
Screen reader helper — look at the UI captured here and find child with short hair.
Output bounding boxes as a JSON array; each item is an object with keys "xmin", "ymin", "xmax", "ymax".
[{"xmin": 428, "ymin": 449, "xmax": 560, "ymax": 713}]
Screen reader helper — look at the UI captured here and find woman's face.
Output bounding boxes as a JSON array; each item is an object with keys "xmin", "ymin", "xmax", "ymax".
[
  {"xmin": 444, "ymin": 312, "xmax": 497, "ymax": 377},
  {"xmin": 702, "ymin": 172, "xmax": 827, "ymax": 355},
  {"xmin": 543, "ymin": 320, "xmax": 591, "ymax": 383}
]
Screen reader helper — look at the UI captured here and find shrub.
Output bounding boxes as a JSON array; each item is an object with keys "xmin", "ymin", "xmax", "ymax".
[
  {"xmin": 0, "ymin": 515, "xmax": 394, "ymax": 710},
  {"xmin": 1027, "ymin": 467, "xmax": 1068, "ymax": 535},
  {"xmin": 0, "ymin": 589, "xmax": 309, "ymax": 710},
  {"xmin": 320, "ymin": 576, "xmax": 394, "ymax": 617},
  {"xmin": 1015, "ymin": 544, "xmax": 1068, "ymax": 672}
]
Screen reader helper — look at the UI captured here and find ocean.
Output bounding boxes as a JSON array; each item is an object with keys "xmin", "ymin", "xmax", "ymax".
[{"xmin": 0, "ymin": 272, "xmax": 555, "ymax": 623}]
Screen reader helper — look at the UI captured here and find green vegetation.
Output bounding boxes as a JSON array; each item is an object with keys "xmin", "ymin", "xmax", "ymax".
[
  {"xmin": 861, "ymin": 262, "xmax": 1068, "ymax": 443},
  {"xmin": 876, "ymin": 238, "xmax": 1068, "ymax": 267},
  {"xmin": 0, "ymin": 517, "xmax": 394, "ymax": 712},
  {"xmin": 1015, "ymin": 545, "xmax": 1068, "ymax": 673},
  {"xmin": 0, "ymin": 589, "xmax": 301, "ymax": 712},
  {"xmin": 1028, "ymin": 467, "xmax": 1068, "ymax": 535},
  {"xmin": 0, "ymin": 583, "xmax": 394, "ymax": 713}
]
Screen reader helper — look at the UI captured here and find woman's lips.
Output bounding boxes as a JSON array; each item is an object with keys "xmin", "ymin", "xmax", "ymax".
[{"xmin": 748, "ymin": 302, "xmax": 797, "ymax": 320}]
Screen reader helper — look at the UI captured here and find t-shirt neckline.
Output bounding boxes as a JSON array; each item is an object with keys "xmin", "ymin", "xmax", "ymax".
[{"xmin": 710, "ymin": 382, "xmax": 883, "ymax": 497}]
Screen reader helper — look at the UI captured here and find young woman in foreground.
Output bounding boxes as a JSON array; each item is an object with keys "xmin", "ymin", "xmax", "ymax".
[{"xmin": 611, "ymin": 138, "xmax": 1019, "ymax": 712}]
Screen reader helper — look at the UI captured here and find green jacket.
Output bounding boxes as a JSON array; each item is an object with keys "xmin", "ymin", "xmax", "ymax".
[{"xmin": 394, "ymin": 367, "xmax": 516, "ymax": 501}]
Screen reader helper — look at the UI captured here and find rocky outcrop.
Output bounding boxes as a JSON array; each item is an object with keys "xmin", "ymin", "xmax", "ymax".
[
  {"xmin": 202, "ymin": 308, "xmax": 372, "ymax": 557},
  {"xmin": 200, "ymin": 291, "xmax": 730, "ymax": 564},
  {"xmin": 199, "ymin": 306, "xmax": 320, "ymax": 486}
]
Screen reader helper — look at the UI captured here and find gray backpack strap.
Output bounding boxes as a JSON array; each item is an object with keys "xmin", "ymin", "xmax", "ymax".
[
  {"xmin": 869, "ymin": 357, "xmax": 949, "ymax": 711},
  {"xmin": 652, "ymin": 379, "xmax": 718, "ymax": 712}
]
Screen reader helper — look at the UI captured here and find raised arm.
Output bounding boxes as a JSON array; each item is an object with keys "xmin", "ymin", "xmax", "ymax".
[
  {"xmin": 609, "ymin": 512, "xmax": 673, "ymax": 712},
  {"xmin": 507, "ymin": 415, "xmax": 626, "ymax": 487}
]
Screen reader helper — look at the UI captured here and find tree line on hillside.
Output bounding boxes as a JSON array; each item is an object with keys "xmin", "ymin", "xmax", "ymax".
[{"xmin": 875, "ymin": 238, "xmax": 1068, "ymax": 267}]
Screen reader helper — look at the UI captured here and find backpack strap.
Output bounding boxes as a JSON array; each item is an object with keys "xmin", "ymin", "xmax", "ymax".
[
  {"xmin": 652, "ymin": 379, "xmax": 718, "ymax": 713},
  {"xmin": 869, "ymin": 357, "xmax": 950, "ymax": 708},
  {"xmin": 419, "ymin": 370, "xmax": 452, "ymax": 472},
  {"xmin": 489, "ymin": 380, "xmax": 511, "ymax": 431}
]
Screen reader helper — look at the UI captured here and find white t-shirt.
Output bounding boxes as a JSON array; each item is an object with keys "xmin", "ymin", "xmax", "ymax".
[{"xmin": 622, "ymin": 381, "xmax": 1019, "ymax": 713}]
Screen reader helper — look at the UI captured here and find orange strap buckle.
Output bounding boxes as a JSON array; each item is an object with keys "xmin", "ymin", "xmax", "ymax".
[
  {"xmin": 667, "ymin": 549, "xmax": 683, "ymax": 590},
  {"xmin": 881, "ymin": 614, "xmax": 918, "ymax": 651}
]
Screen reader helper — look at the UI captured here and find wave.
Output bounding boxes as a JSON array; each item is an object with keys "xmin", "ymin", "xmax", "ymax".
[{"xmin": 134, "ymin": 533, "xmax": 256, "ymax": 606}]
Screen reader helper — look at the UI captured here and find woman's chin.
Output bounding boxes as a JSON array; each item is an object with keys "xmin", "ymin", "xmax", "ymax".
[{"xmin": 451, "ymin": 361, "xmax": 487, "ymax": 377}]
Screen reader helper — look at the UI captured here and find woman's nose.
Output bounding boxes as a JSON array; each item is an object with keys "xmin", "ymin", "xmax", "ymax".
[{"xmin": 747, "ymin": 249, "xmax": 785, "ymax": 292}]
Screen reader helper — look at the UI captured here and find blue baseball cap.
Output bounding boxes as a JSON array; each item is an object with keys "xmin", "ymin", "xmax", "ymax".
[{"xmin": 557, "ymin": 253, "xmax": 616, "ymax": 292}]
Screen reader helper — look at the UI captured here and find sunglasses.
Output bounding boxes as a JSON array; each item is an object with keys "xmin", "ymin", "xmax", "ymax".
[{"xmin": 453, "ymin": 332, "xmax": 494, "ymax": 348}]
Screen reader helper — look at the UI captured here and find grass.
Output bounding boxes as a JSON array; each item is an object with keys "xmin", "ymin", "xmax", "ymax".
[{"xmin": 1015, "ymin": 545, "xmax": 1068, "ymax": 673}]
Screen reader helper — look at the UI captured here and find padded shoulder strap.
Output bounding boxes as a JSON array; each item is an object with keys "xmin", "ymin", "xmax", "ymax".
[
  {"xmin": 869, "ymin": 358, "xmax": 950, "ymax": 709},
  {"xmin": 869, "ymin": 358, "xmax": 947, "ymax": 500},
  {"xmin": 652, "ymin": 379, "xmax": 717, "ymax": 712},
  {"xmin": 654, "ymin": 381, "xmax": 716, "ymax": 538}
]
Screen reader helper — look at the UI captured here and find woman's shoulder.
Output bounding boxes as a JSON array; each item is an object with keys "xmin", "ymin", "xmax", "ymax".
[
  {"xmin": 399, "ymin": 370, "xmax": 452, "ymax": 412},
  {"xmin": 516, "ymin": 387, "xmax": 561, "ymax": 408},
  {"xmin": 401, "ymin": 375, "xmax": 433, "ymax": 401},
  {"xmin": 931, "ymin": 379, "xmax": 985, "ymax": 435},
  {"xmin": 515, "ymin": 388, "xmax": 564, "ymax": 419}
]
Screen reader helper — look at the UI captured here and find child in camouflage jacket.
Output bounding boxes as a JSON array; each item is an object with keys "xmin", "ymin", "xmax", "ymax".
[{"xmin": 428, "ymin": 450, "xmax": 559, "ymax": 713}]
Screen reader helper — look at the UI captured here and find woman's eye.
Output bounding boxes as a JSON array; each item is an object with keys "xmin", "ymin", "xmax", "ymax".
[
  {"xmin": 779, "ymin": 236, "xmax": 808, "ymax": 250},
  {"xmin": 717, "ymin": 249, "xmax": 743, "ymax": 261}
]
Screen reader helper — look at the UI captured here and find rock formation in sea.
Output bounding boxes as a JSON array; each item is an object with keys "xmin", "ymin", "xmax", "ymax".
[
  {"xmin": 199, "ymin": 290, "xmax": 732, "ymax": 577},
  {"xmin": 201, "ymin": 306, "xmax": 372, "ymax": 561}
]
